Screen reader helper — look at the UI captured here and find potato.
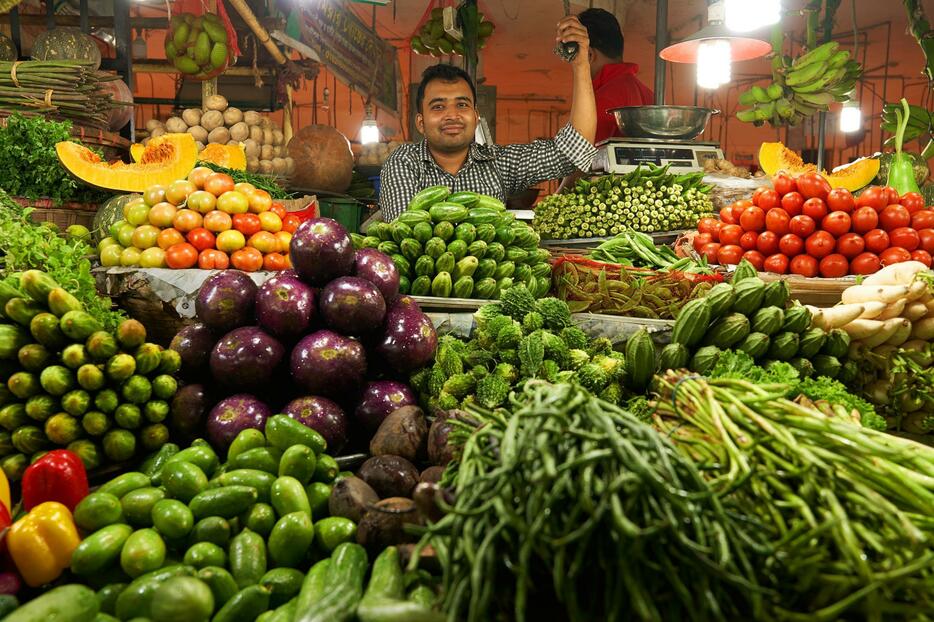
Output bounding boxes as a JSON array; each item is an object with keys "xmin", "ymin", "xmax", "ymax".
[
  {"xmin": 272, "ymin": 157, "xmax": 288, "ymax": 175},
  {"xmin": 187, "ymin": 125, "xmax": 208, "ymax": 144},
  {"xmin": 243, "ymin": 138, "xmax": 260, "ymax": 159},
  {"xmin": 204, "ymin": 94, "xmax": 228, "ymax": 112},
  {"xmin": 145, "ymin": 118, "xmax": 164, "ymax": 132},
  {"xmin": 150, "ymin": 127, "xmax": 166, "ymax": 138},
  {"xmin": 226, "ymin": 139, "xmax": 240, "ymax": 146},
  {"xmin": 208, "ymin": 126, "xmax": 230, "ymax": 144},
  {"xmin": 244, "ymin": 110, "xmax": 263, "ymax": 126},
  {"xmin": 263, "ymin": 129, "xmax": 274, "ymax": 145},
  {"xmin": 141, "ymin": 137, "xmax": 150, "ymax": 146},
  {"xmin": 247, "ymin": 157, "xmax": 260, "ymax": 172},
  {"xmin": 369, "ymin": 406, "xmax": 427, "ymax": 462},
  {"xmin": 250, "ymin": 126, "xmax": 264, "ymax": 143},
  {"xmin": 200, "ymin": 110, "xmax": 224, "ymax": 132},
  {"xmin": 357, "ymin": 455, "xmax": 420, "ymax": 499},
  {"xmin": 272, "ymin": 129, "xmax": 284, "ymax": 146},
  {"xmin": 223, "ymin": 106, "xmax": 243, "ymax": 126},
  {"xmin": 261, "ymin": 144, "xmax": 274, "ymax": 160},
  {"xmin": 328, "ymin": 476, "xmax": 379, "ymax": 522},
  {"xmin": 229, "ymin": 121, "xmax": 249, "ymax": 142},
  {"xmin": 165, "ymin": 116, "xmax": 187, "ymax": 133},
  {"xmin": 259, "ymin": 160, "xmax": 274, "ymax": 174},
  {"xmin": 181, "ymin": 108, "xmax": 202, "ymax": 127}
]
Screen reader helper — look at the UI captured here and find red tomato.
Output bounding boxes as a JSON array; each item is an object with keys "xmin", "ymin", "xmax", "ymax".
[
  {"xmin": 821, "ymin": 212, "xmax": 851, "ymax": 237},
  {"xmin": 763, "ymin": 253, "xmax": 790, "ymax": 274},
  {"xmin": 880, "ymin": 246, "xmax": 912, "ymax": 266},
  {"xmin": 186, "ymin": 227, "xmax": 216, "ymax": 252},
  {"xmin": 740, "ymin": 206, "xmax": 766, "ymax": 232},
  {"xmin": 232, "ymin": 213, "xmax": 263, "ymax": 237},
  {"xmin": 732, "ymin": 204, "xmax": 748, "ymax": 222},
  {"xmin": 911, "ymin": 209, "xmax": 934, "ymax": 230},
  {"xmin": 802, "ymin": 198, "xmax": 828, "ymax": 221},
  {"xmin": 772, "ymin": 173, "xmax": 796, "ymax": 197},
  {"xmin": 198, "ymin": 249, "xmax": 229, "ymax": 270},
  {"xmin": 856, "ymin": 186, "xmax": 888, "ymax": 211},
  {"xmin": 919, "ymin": 228, "xmax": 934, "ymax": 254},
  {"xmin": 756, "ymin": 231, "xmax": 780, "ymax": 255},
  {"xmin": 719, "ymin": 207, "xmax": 736, "ymax": 225},
  {"xmin": 850, "ymin": 252, "xmax": 881, "ymax": 275},
  {"xmin": 269, "ymin": 203, "xmax": 287, "ymax": 220},
  {"xmin": 717, "ymin": 244, "xmax": 744, "ymax": 266},
  {"xmin": 779, "ymin": 233, "xmax": 804, "ymax": 257},
  {"xmin": 852, "ymin": 206, "xmax": 880, "ymax": 234},
  {"xmin": 883, "ymin": 186, "xmax": 901, "ymax": 206},
  {"xmin": 805, "ymin": 231, "xmax": 836, "ymax": 258},
  {"xmin": 756, "ymin": 189, "xmax": 781, "ymax": 210},
  {"xmin": 742, "ymin": 250, "xmax": 765, "ymax": 270},
  {"xmin": 718, "ymin": 224, "xmax": 743, "ymax": 246},
  {"xmin": 165, "ymin": 243, "xmax": 199, "ymax": 269},
  {"xmin": 693, "ymin": 232, "xmax": 714, "ymax": 252},
  {"xmin": 790, "ymin": 254, "xmax": 819, "ymax": 277},
  {"xmin": 697, "ymin": 217, "xmax": 720, "ymax": 235},
  {"xmin": 263, "ymin": 252, "xmax": 289, "ymax": 271},
  {"xmin": 751, "ymin": 188, "xmax": 770, "ymax": 206},
  {"xmin": 880, "ymin": 204, "xmax": 911, "ymax": 231},
  {"xmin": 739, "ymin": 231, "xmax": 759, "ymax": 251},
  {"xmin": 863, "ymin": 229, "xmax": 890, "ymax": 253},
  {"xmin": 911, "ymin": 249, "xmax": 933, "ymax": 267},
  {"xmin": 789, "ymin": 215, "xmax": 817, "ymax": 238},
  {"xmin": 901, "ymin": 192, "xmax": 926, "ymax": 214},
  {"xmin": 826, "ymin": 188, "xmax": 855, "ymax": 213},
  {"xmin": 700, "ymin": 243, "xmax": 721, "ymax": 264},
  {"xmin": 819, "ymin": 254, "xmax": 849, "ymax": 278},
  {"xmin": 796, "ymin": 172, "xmax": 831, "ymax": 200},
  {"xmin": 765, "ymin": 208, "xmax": 791, "ymax": 235},
  {"xmin": 889, "ymin": 226, "xmax": 920, "ymax": 251},
  {"xmin": 230, "ymin": 247, "xmax": 264, "ymax": 272},
  {"xmin": 734, "ymin": 199, "xmax": 754, "ymax": 210},
  {"xmin": 281, "ymin": 214, "xmax": 301, "ymax": 234},
  {"xmin": 781, "ymin": 191, "xmax": 805, "ymax": 216},
  {"xmin": 835, "ymin": 233, "xmax": 865, "ymax": 259}
]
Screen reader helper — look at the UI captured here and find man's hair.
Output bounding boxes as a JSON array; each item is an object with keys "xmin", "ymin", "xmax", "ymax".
[
  {"xmin": 415, "ymin": 64, "xmax": 477, "ymax": 112},
  {"xmin": 578, "ymin": 8, "xmax": 624, "ymax": 60}
]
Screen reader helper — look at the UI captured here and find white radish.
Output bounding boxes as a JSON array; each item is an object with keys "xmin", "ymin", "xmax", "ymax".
[
  {"xmin": 904, "ymin": 302, "xmax": 928, "ymax": 322},
  {"xmin": 920, "ymin": 292, "xmax": 933, "ymax": 304},
  {"xmin": 905, "ymin": 279, "xmax": 929, "ymax": 302},
  {"xmin": 911, "ymin": 317, "xmax": 934, "ymax": 340},
  {"xmin": 862, "ymin": 318, "xmax": 908, "ymax": 348},
  {"xmin": 807, "ymin": 307, "xmax": 824, "ymax": 330},
  {"xmin": 885, "ymin": 319, "xmax": 913, "ymax": 346},
  {"xmin": 842, "ymin": 319, "xmax": 884, "ymax": 340},
  {"xmin": 857, "ymin": 301, "xmax": 888, "ymax": 319},
  {"xmin": 811, "ymin": 303, "xmax": 865, "ymax": 330},
  {"xmin": 876, "ymin": 298, "xmax": 907, "ymax": 321},
  {"xmin": 862, "ymin": 261, "xmax": 929, "ymax": 286},
  {"xmin": 841, "ymin": 284, "xmax": 909, "ymax": 305}
]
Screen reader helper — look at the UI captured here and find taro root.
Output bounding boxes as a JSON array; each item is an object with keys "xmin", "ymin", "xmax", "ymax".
[
  {"xmin": 413, "ymin": 482, "xmax": 445, "ymax": 523},
  {"xmin": 368, "ymin": 406, "xmax": 428, "ymax": 462},
  {"xmin": 356, "ymin": 497, "xmax": 418, "ymax": 551},
  {"xmin": 357, "ymin": 455, "xmax": 420, "ymax": 499},
  {"xmin": 419, "ymin": 466, "xmax": 444, "ymax": 484},
  {"xmin": 427, "ymin": 414, "xmax": 457, "ymax": 466},
  {"xmin": 328, "ymin": 475, "xmax": 379, "ymax": 522}
]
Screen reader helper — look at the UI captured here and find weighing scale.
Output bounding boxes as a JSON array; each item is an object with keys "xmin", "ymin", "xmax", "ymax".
[{"xmin": 593, "ymin": 137, "xmax": 724, "ymax": 174}]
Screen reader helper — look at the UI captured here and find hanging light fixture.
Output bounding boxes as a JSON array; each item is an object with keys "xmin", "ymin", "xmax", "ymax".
[
  {"xmin": 725, "ymin": 0, "xmax": 781, "ymax": 33},
  {"xmin": 839, "ymin": 99, "xmax": 862, "ymax": 133},
  {"xmin": 660, "ymin": 0, "xmax": 772, "ymax": 90},
  {"xmin": 360, "ymin": 102, "xmax": 380, "ymax": 145}
]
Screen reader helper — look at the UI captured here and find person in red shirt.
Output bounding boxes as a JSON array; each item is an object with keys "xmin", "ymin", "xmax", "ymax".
[{"xmin": 578, "ymin": 8, "xmax": 654, "ymax": 143}]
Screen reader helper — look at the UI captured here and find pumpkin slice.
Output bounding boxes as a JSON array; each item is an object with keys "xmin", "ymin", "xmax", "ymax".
[
  {"xmin": 129, "ymin": 143, "xmax": 145, "ymax": 163},
  {"xmin": 198, "ymin": 143, "xmax": 247, "ymax": 171},
  {"xmin": 758, "ymin": 142, "xmax": 817, "ymax": 176},
  {"xmin": 56, "ymin": 133, "xmax": 197, "ymax": 192},
  {"xmin": 826, "ymin": 157, "xmax": 881, "ymax": 191},
  {"xmin": 759, "ymin": 141, "xmax": 878, "ymax": 192}
]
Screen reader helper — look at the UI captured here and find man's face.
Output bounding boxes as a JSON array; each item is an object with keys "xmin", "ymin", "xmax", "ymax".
[{"xmin": 416, "ymin": 78, "xmax": 478, "ymax": 154}]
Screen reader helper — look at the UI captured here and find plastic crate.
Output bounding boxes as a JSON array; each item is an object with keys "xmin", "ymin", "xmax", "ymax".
[{"xmin": 318, "ymin": 198, "xmax": 366, "ymax": 233}]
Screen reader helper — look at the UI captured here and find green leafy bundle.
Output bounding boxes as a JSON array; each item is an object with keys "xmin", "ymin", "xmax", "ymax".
[{"xmin": 197, "ymin": 160, "xmax": 291, "ymax": 199}]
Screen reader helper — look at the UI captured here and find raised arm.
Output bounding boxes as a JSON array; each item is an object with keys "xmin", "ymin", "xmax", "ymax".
[{"xmin": 558, "ymin": 16, "xmax": 597, "ymax": 145}]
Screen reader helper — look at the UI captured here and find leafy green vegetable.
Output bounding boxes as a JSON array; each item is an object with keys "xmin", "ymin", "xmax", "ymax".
[{"xmin": 196, "ymin": 160, "xmax": 292, "ymax": 199}]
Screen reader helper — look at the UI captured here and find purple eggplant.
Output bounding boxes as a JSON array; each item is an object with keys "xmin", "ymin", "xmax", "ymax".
[
  {"xmin": 169, "ymin": 322, "xmax": 216, "ymax": 378},
  {"xmin": 210, "ymin": 326, "xmax": 285, "ymax": 390},
  {"xmin": 318, "ymin": 276, "xmax": 386, "ymax": 336},
  {"xmin": 289, "ymin": 218, "xmax": 355, "ymax": 286},
  {"xmin": 195, "ymin": 271, "xmax": 258, "ymax": 333},
  {"xmin": 376, "ymin": 296, "xmax": 437, "ymax": 373},
  {"xmin": 354, "ymin": 381, "xmax": 418, "ymax": 433},
  {"xmin": 207, "ymin": 393, "xmax": 272, "ymax": 450},
  {"xmin": 290, "ymin": 329, "xmax": 367, "ymax": 398},
  {"xmin": 283, "ymin": 395, "xmax": 349, "ymax": 452},
  {"xmin": 353, "ymin": 249, "xmax": 400, "ymax": 303},
  {"xmin": 255, "ymin": 274, "xmax": 316, "ymax": 339}
]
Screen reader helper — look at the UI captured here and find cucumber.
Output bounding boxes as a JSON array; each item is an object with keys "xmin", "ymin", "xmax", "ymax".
[
  {"xmin": 218, "ymin": 469, "xmax": 276, "ymax": 502},
  {"xmin": 294, "ymin": 543, "xmax": 368, "ymax": 622},
  {"xmin": 293, "ymin": 559, "xmax": 331, "ymax": 614},
  {"xmin": 229, "ymin": 528, "xmax": 267, "ymax": 588},
  {"xmin": 264, "ymin": 415, "xmax": 327, "ymax": 455},
  {"xmin": 189, "ymin": 486, "xmax": 258, "ymax": 520},
  {"xmin": 230, "ymin": 446, "xmax": 282, "ymax": 474},
  {"xmin": 357, "ymin": 547, "xmax": 444, "ymax": 622},
  {"xmin": 71, "ymin": 524, "xmax": 134, "ymax": 576},
  {"xmin": 2, "ymin": 585, "xmax": 98, "ymax": 622},
  {"xmin": 98, "ymin": 471, "xmax": 151, "ymax": 498},
  {"xmin": 406, "ymin": 186, "xmax": 450, "ymax": 211},
  {"xmin": 260, "ymin": 568, "xmax": 305, "ymax": 608},
  {"xmin": 211, "ymin": 585, "xmax": 271, "ymax": 622},
  {"xmin": 427, "ymin": 203, "xmax": 469, "ymax": 223},
  {"xmin": 115, "ymin": 565, "xmax": 196, "ymax": 621},
  {"xmin": 197, "ymin": 566, "xmax": 239, "ymax": 608}
]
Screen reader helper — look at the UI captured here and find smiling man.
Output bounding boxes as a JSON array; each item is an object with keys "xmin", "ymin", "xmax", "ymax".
[{"xmin": 378, "ymin": 16, "xmax": 598, "ymax": 222}]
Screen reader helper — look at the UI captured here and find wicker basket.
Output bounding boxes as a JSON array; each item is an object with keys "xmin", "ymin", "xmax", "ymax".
[{"xmin": 11, "ymin": 196, "xmax": 99, "ymax": 230}]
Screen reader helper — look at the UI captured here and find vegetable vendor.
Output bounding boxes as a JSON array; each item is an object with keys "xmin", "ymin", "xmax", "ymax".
[{"xmin": 379, "ymin": 16, "xmax": 598, "ymax": 222}]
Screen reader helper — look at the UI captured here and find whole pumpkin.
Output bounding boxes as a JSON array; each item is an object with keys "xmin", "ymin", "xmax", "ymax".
[
  {"xmin": 93, "ymin": 193, "xmax": 140, "ymax": 243},
  {"xmin": 288, "ymin": 125, "xmax": 355, "ymax": 193},
  {"xmin": 0, "ymin": 33, "xmax": 17, "ymax": 62},
  {"xmin": 31, "ymin": 28, "xmax": 102, "ymax": 70},
  {"xmin": 100, "ymin": 78, "xmax": 134, "ymax": 131}
]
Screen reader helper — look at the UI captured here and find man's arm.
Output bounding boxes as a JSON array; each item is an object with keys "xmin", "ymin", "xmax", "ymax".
[
  {"xmin": 378, "ymin": 150, "xmax": 421, "ymax": 222},
  {"xmin": 559, "ymin": 15, "xmax": 597, "ymax": 145}
]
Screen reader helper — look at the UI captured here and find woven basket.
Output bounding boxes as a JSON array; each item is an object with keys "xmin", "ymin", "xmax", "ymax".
[{"xmin": 11, "ymin": 196, "xmax": 99, "ymax": 231}]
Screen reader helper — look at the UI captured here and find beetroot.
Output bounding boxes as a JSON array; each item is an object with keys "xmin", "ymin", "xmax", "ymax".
[
  {"xmin": 353, "ymin": 249, "xmax": 400, "ymax": 303},
  {"xmin": 207, "ymin": 394, "xmax": 271, "ymax": 450},
  {"xmin": 376, "ymin": 296, "xmax": 438, "ymax": 373},
  {"xmin": 210, "ymin": 326, "xmax": 285, "ymax": 390},
  {"xmin": 354, "ymin": 381, "xmax": 418, "ymax": 432},
  {"xmin": 196, "ymin": 271, "xmax": 258, "ymax": 333},
  {"xmin": 318, "ymin": 276, "xmax": 386, "ymax": 336},
  {"xmin": 289, "ymin": 218, "xmax": 355, "ymax": 286},
  {"xmin": 255, "ymin": 274, "xmax": 315, "ymax": 339},
  {"xmin": 283, "ymin": 395, "xmax": 348, "ymax": 452},
  {"xmin": 169, "ymin": 322, "xmax": 216, "ymax": 378},
  {"xmin": 290, "ymin": 329, "xmax": 367, "ymax": 398}
]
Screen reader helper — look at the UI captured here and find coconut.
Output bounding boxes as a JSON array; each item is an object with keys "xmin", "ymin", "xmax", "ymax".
[
  {"xmin": 261, "ymin": 144, "xmax": 275, "ymax": 160},
  {"xmin": 145, "ymin": 119, "xmax": 164, "ymax": 132},
  {"xmin": 165, "ymin": 116, "xmax": 187, "ymax": 133},
  {"xmin": 201, "ymin": 110, "xmax": 224, "ymax": 132},
  {"xmin": 263, "ymin": 129, "xmax": 274, "ymax": 145},
  {"xmin": 243, "ymin": 139, "xmax": 260, "ymax": 159},
  {"xmin": 187, "ymin": 125, "xmax": 208, "ymax": 144},
  {"xmin": 204, "ymin": 94, "xmax": 228, "ymax": 112},
  {"xmin": 259, "ymin": 160, "xmax": 274, "ymax": 174},
  {"xmin": 229, "ymin": 122, "xmax": 249, "ymax": 142},
  {"xmin": 244, "ymin": 110, "xmax": 263, "ymax": 126},
  {"xmin": 272, "ymin": 130, "xmax": 284, "ymax": 146},
  {"xmin": 247, "ymin": 157, "xmax": 260, "ymax": 172},
  {"xmin": 288, "ymin": 124, "xmax": 355, "ymax": 193},
  {"xmin": 272, "ymin": 157, "xmax": 288, "ymax": 175},
  {"xmin": 250, "ymin": 126, "xmax": 264, "ymax": 143},
  {"xmin": 181, "ymin": 108, "xmax": 202, "ymax": 127},
  {"xmin": 150, "ymin": 127, "xmax": 166, "ymax": 138},
  {"xmin": 208, "ymin": 126, "xmax": 230, "ymax": 144}
]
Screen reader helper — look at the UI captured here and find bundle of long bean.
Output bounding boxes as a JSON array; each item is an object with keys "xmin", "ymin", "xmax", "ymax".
[
  {"xmin": 652, "ymin": 371, "xmax": 934, "ymax": 621},
  {"xmin": 588, "ymin": 230, "xmax": 713, "ymax": 274},
  {"xmin": 0, "ymin": 61, "xmax": 119, "ymax": 129},
  {"xmin": 420, "ymin": 381, "xmax": 763, "ymax": 622}
]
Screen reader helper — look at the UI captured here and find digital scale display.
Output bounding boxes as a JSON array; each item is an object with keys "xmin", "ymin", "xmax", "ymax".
[
  {"xmin": 613, "ymin": 146, "xmax": 695, "ymax": 167},
  {"xmin": 595, "ymin": 140, "xmax": 725, "ymax": 174}
]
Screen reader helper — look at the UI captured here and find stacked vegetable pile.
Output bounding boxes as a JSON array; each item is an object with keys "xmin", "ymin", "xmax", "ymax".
[
  {"xmin": 533, "ymin": 165, "xmax": 714, "ymax": 239},
  {"xmin": 694, "ymin": 172, "xmax": 934, "ymax": 276},
  {"xmin": 98, "ymin": 167, "xmax": 298, "ymax": 272},
  {"xmin": 358, "ymin": 188, "xmax": 551, "ymax": 299},
  {"xmin": 170, "ymin": 218, "xmax": 436, "ymax": 454},
  {"xmin": 1, "ymin": 270, "xmax": 177, "ymax": 478}
]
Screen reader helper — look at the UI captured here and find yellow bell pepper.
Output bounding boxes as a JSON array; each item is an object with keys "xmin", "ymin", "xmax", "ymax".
[
  {"xmin": 7, "ymin": 501, "xmax": 81, "ymax": 587},
  {"xmin": 0, "ymin": 468, "xmax": 9, "ymax": 513}
]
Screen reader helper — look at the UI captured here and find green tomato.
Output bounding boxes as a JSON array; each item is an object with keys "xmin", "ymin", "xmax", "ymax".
[
  {"xmin": 120, "ymin": 246, "xmax": 142, "ymax": 267},
  {"xmin": 139, "ymin": 247, "xmax": 166, "ymax": 268},
  {"xmin": 116, "ymin": 224, "xmax": 136, "ymax": 248},
  {"xmin": 98, "ymin": 237, "xmax": 120, "ymax": 254},
  {"xmin": 125, "ymin": 203, "xmax": 151, "ymax": 227},
  {"xmin": 100, "ymin": 245, "xmax": 123, "ymax": 267},
  {"xmin": 131, "ymin": 225, "xmax": 161, "ymax": 250}
]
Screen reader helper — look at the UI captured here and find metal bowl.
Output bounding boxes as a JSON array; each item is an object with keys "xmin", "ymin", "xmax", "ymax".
[{"xmin": 609, "ymin": 105, "xmax": 720, "ymax": 140}]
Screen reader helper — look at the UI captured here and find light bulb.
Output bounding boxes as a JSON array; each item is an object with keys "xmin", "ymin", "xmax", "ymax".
[
  {"xmin": 725, "ymin": 0, "xmax": 781, "ymax": 32},
  {"xmin": 840, "ymin": 102, "xmax": 862, "ymax": 133},
  {"xmin": 360, "ymin": 119, "xmax": 380, "ymax": 145},
  {"xmin": 696, "ymin": 39, "xmax": 731, "ymax": 89}
]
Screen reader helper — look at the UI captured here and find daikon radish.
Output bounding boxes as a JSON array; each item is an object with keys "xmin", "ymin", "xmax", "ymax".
[
  {"xmin": 925, "ymin": 298, "xmax": 934, "ymax": 315},
  {"xmin": 885, "ymin": 319, "xmax": 913, "ymax": 346},
  {"xmin": 842, "ymin": 319, "xmax": 883, "ymax": 340},
  {"xmin": 876, "ymin": 298, "xmax": 907, "ymax": 320},
  {"xmin": 904, "ymin": 301, "xmax": 928, "ymax": 321},
  {"xmin": 862, "ymin": 261, "xmax": 929, "ymax": 286},
  {"xmin": 813, "ymin": 303, "xmax": 865, "ymax": 329},
  {"xmin": 910, "ymin": 317, "xmax": 934, "ymax": 340},
  {"xmin": 905, "ymin": 279, "xmax": 928, "ymax": 302},
  {"xmin": 919, "ymin": 292, "xmax": 933, "ymax": 304},
  {"xmin": 806, "ymin": 306, "xmax": 824, "ymax": 330},
  {"xmin": 857, "ymin": 301, "xmax": 888, "ymax": 319},
  {"xmin": 841, "ymin": 284, "xmax": 909, "ymax": 305},
  {"xmin": 862, "ymin": 318, "xmax": 908, "ymax": 348}
]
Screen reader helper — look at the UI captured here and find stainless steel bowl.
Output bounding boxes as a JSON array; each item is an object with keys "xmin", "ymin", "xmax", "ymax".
[{"xmin": 609, "ymin": 105, "xmax": 720, "ymax": 140}]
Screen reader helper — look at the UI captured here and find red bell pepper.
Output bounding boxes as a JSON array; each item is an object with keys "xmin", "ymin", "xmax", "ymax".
[
  {"xmin": 21, "ymin": 450, "xmax": 89, "ymax": 512},
  {"xmin": 0, "ymin": 501, "xmax": 11, "ymax": 556}
]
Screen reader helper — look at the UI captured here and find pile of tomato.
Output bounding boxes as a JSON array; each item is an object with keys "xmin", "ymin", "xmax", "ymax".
[{"xmin": 693, "ymin": 171, "xmax": 932, "ymax": 277}]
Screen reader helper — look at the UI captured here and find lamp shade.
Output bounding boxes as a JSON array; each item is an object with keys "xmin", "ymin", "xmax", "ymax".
[{"xmin": 660, "ymin": 22, "xmax": 771, "ymax": 64}]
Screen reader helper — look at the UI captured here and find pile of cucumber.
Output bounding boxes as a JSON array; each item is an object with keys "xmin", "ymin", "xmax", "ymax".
[
  {"xmin": 355, "ymin": 187, "xmax": 552, "ymax": 300},
  {"xmin": 0, "ymin": 270, "xmax": 180, "ymax": 477}
]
